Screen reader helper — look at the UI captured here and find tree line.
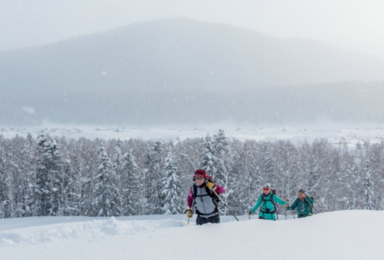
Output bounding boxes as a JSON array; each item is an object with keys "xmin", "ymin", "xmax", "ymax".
[{"xmin": 0, "ymin": 130, "xmax": 381, "ymax": 218}]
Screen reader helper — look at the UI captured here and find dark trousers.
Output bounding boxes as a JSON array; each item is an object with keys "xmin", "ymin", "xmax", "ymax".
[
  {"xmin": 196, "ymin": 214, "xmax": 220, "ymax": 225},
  {"xmin": 258, "ymin": 216, "xmax": 277, "ymax": 221}
]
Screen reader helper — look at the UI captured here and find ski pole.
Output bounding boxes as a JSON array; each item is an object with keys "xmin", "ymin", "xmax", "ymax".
[
  {"xmin": 212, "ymin": 189, "xmax": 239, "ymax": 222},
  {"xmin": 276, "ymin": 204, "xmax": 279, "ymax": 220},
  {"xmin": 184, "ymin": 206, "xmax": 193, "ymax": 224},
  {"xmin": 248, "ymin": 210, "xmax": 252, "ymax": 219}
]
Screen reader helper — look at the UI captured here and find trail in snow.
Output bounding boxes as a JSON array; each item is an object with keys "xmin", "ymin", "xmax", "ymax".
[{"xmin": 0, "ymin": 211, "xmax": 383, "ymax": 260}]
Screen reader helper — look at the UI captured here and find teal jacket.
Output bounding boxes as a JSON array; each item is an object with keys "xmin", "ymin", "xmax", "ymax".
[
  {"xmin": 251, "ymin": 193, "xmax": 288, "ymax": 220},
  {"xmin": 287, "ymin": 197, "xmax": 313, "ymax": 217}
]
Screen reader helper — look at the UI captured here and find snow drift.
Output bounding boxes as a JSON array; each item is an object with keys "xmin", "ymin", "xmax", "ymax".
[{"xmin": 0, "ymin": 211, "xmax": 383, "ymax": 260}]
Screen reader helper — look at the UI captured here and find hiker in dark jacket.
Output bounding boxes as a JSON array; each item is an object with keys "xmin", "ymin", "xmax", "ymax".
[
  {"xmin": 286, "ymin": 189, "xmax": 313, "ymax": 218},
  {"xmin": 186, "ymin": 169, "xmax": 225, "ymax": 225},
  {"xmin": 248, "ymin": 183, "xmax": 288, "ymax": 221}
]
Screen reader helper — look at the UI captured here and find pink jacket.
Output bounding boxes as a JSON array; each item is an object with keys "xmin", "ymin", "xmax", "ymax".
[{"xmin": 187, "ymin": 183, "xmax": 225, "ymax": 208}]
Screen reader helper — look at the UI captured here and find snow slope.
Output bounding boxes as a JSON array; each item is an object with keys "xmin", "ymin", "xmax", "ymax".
[{"xmin": 0, "ymin": 211, "xmax": 383, "ymax": 260}]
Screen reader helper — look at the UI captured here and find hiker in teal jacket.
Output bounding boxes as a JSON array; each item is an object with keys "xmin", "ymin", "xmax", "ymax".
[
  {"xmin": 286, "ymin": 189, "xmax": 313, "ymax": 218},
  {"xmin": 248, "ymin": 183, "xmax": 288, "ymax": 220}
]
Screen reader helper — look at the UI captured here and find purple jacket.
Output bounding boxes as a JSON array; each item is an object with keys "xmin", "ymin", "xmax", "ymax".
[{"xmin": 187, "ymin": 183, "xmax": 225, "ymax": 208}]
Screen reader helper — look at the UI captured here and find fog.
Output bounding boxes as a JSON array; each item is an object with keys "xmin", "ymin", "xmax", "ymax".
[
  {"xmin": 1, "ymin": 2, "xmax": 384, "ymax": 126},
  {"xmin": 2, "ymin": 0, "xmax": 384, "ymax": 56}
]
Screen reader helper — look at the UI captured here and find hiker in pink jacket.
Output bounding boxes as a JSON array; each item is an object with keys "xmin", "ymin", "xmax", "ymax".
[{"xmin": 185, "ymin": 169, "xmax": 225, "ymax": 225}]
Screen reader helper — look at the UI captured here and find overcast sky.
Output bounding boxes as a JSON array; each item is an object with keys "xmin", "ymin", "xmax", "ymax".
[{"xmin": 1, "ymin": 0, "xmax": 384, "ymax": 57}]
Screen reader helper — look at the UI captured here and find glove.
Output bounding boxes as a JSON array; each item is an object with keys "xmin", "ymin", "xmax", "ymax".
[
  {"xmin": 248, "ymin": 211, "xmax": 252, "ymax": 215},
  {"xmin": 185, "ymin": 208, "xmax": 193, "ymax": 218},
  {"xmin": 206, "ymin": 182, "xmax": 217, "ymax": 191}
]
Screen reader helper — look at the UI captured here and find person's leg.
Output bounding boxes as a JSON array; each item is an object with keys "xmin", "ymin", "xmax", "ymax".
[
  {"xmin": 207, "ymin": 214, "xmax": 220, "ymax": 224},
  {"xmin": 263, "ymin": 213, "xmax": 276, "ymax": 221},
  {"xmin": 196, "ymin": 215, "xmax": 209, "ymax": 225}
]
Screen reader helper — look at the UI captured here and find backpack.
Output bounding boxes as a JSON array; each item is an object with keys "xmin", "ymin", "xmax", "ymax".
[
  {"xmin": 191, "ymin": 180, "xmax": 219, "ymax": 215},
  {"xmin": 260, "ymin": 190, "xmax": 277, "ymax": 214},
  {"xmin": 306, "ymin": 197, "xmax": 314, "ymax": 215}
]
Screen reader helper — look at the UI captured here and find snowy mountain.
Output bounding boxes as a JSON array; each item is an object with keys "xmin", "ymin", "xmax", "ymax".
[
  {"xmin": 1, "ymin": 211, "xmax": 383, "ymax": 260},
  {"xmin": 1, "ymin": 18, "xmax": 384, "ymax": 125}
]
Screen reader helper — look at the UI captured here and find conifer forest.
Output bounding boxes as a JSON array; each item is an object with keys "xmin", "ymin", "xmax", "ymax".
[{"xmin": 0, "ymin": 130, "xmax": 380, "ymax": 218}]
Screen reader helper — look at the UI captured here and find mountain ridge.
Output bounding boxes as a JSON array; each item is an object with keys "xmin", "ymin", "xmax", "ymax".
[{"xmin": 1, "ymin": 18, "xmax": 384, "ymax": 125}]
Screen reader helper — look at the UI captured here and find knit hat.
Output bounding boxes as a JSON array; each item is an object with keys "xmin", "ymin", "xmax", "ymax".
[
  {"xmin": 193, "ymin": 169, "xmax": 212, "ymax": 180},
  {"xmin": 263, "ymin": 183, "xmax": 271, "ymax": 189},
  {"xmin": 298, "ymin": 189, "xmax": 306, "ymax": 193}
]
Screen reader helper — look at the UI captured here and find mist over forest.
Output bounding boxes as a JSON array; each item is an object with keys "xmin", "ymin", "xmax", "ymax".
[{"xmin": 1, "ymin": 18, "xmax": 384, "ymax": 126}]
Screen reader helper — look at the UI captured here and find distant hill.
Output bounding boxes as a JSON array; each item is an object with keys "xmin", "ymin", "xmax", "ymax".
[{"xmin": 1, "ymin": 18, "xmax": 384, "ymax": 125}]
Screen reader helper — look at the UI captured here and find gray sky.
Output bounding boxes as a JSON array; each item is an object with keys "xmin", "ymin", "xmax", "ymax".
[{"xmin": 1, "ymin": 0, "xmax": 384, "ymax": 57}]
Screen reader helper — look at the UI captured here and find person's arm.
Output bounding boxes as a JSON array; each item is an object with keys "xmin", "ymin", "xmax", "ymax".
[
  {"xmin": 214, "ymin": 183, "xmax": 225, "ymax": 194},
  {"xmin": 187, "ymin": 187, "xmax": 194, "ymax": 208},
  {"xmin": 273, "ymin": 194, "xmax": 288, "ymax": 206},
  {"xmin": 288, "ymin": 199, "xmax": 298, "ymax": 210},
  {"xmin": 206, "ymin": 182, "xmax": 225, "ymax": 194},
  {"xmin": 304, "ymin": 196, "xmax": 313, "ymax": 206},
  {"xmin": 251, "ymin": 194, "xmax": 262, "ymax": 213}
]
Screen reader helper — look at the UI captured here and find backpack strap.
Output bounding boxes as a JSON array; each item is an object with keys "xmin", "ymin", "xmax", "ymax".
[
  {"xmin": 192, "ymin": 182, "xmax": 219, "ymax": 214},
  {"xmin": 260, "ymin": 193, "xmax": 276, "ymax": 214},
  {"xmin": 270, "ymin": 194, "xmax": 276, "ymax": 213},
  {"xmin": 192, "ymin": 182, "xmax": 215, "ymax": 199},
  {"xmin": 192, "ymin": 184, "xmax": 197, "ymax": 199},
  {"xmin": 270, "ymin": 194, "xmax": 275, "ymax": 205}
]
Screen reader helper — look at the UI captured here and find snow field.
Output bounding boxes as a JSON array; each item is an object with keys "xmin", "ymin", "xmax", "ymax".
[
  {"xmin": 2, "ymin": 124, "xmax": 384, "ymax": 146},
  {"xmin": 0, "ymin": 217, "xmax": 185, "ymax": 246},
  {"xmin": 1, "ymin": 211, "xmax": 383, "ymax": 260}
]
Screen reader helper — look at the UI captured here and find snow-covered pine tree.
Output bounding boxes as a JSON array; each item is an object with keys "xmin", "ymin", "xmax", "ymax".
[
  {"xmin": 144, "ymin": 140, "xmax": 164, "ymax": 214},
  {"xmin": 306, "ymin": 156, "xmax": 320, "ymax": 200},
  {"xmin": 117, "ymin": 138, "xmax": 123, "ymax": 148},
  {"xmin": 161, "ymin": 152, "xmax": 182, "ymax": 214},
  {"xmin": 14, "ymin": 134, "xmax": 38, "ymax": 217},
  {"xmin": 263, "ymin": 151, "xmax": 274, "ymax": 185},
  {"xmin": 200, "ymin": 134, "xmax": 218, "ymax": 179},
  {"xmin": 214, "ymin": 130, "xmax": 229, "ymax": 156},
  {"xmin": 363, "ymin": 160, "xmax": 375, "ymax": 210},
  {"xmin": 60, "ymin": 157, "xmax": 81, "ymax": 216},
  {"xmin": 213, "ymin": 129, "xmax": 230, "ymax": 188},
  {"xmin": 93, "ymin": 145, "xmax": 119, "ymax": 216},
  {"xmin": 27, "ymin": 133, "xmax": 33, "ymax": 143},
  {"xmin": 121, "ymin": 150, "xmax": 141, "ymax": 215},
  {"xmin": 35, "ymin": 134, "xmax": 63, "ymax": 216},
  {"xmin": 111, "ymin": 144, "xmax": 124, "ymax": 216},
  {"xmin": 0, "ymin": 147, "xmax": 10, "ymax": 218},
  {"xmin": 325, "ymin": 150, "xmax": 342, "ymax": 212},
  {"xmin": 226, "ymin": 153, "xmax": 245, "ymax": 215},
  {"xmin": 245, "ymin": 160, "xmax": 261, "ymax": 207}
]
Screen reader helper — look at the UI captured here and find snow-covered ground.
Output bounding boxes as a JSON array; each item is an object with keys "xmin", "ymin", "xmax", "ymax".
[
  {"xmin": 1, "ymin": 124, "xmax": 384, "ymax": 146},
  {"xmin": 0, "ymin": 211, "xmax": 383, "ymax": 260}
]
